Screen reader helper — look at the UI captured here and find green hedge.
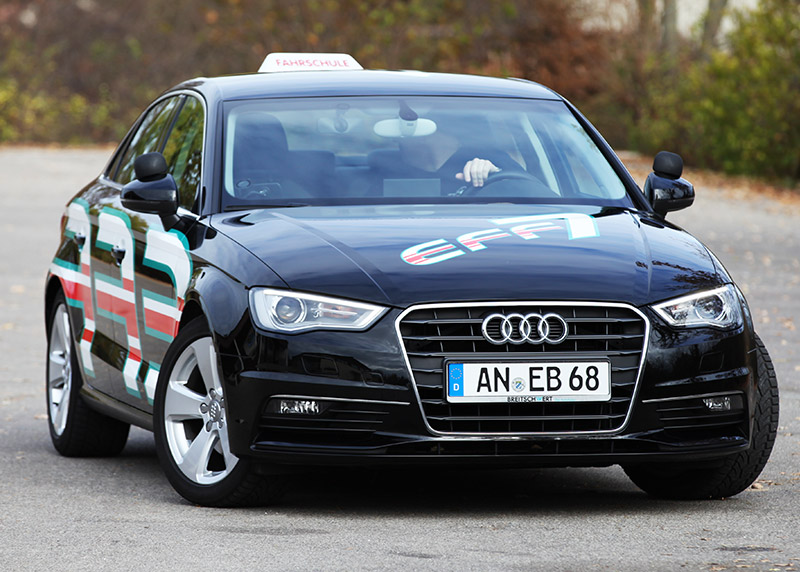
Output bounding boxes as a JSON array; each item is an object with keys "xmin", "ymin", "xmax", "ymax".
[{"xmin": 633, "ymin": 0, "xmax": 800, "ymax": 181}]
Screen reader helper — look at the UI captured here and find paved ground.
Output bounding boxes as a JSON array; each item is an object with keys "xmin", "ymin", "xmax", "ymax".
[{"xmin": 0, "ymin": 148, "xmax": 798, "ymax": 571}]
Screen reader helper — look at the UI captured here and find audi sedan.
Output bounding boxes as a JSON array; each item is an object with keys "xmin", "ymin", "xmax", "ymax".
[{"xmin": 45, "ymin": 53, "xmax": 778, "ymax": 506}]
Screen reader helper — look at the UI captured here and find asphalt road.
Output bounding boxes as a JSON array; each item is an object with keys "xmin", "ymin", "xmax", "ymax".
[{"xmin": 1, "ymin": 148, "xmax": 798, "ymax": 571}]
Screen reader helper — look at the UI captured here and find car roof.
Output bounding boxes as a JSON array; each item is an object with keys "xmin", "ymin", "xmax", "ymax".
[{"xmin": 173, "ymin": 69, "xmax": 562, "ymax": 102}]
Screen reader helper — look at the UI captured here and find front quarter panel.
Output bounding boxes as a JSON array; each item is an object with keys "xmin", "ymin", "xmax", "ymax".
[{"xmin": 180, "ymin": 219, "xmax": 288, "ymax": 341}]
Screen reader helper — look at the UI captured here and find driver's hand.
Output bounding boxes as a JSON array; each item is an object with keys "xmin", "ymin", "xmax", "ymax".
[{"xmin": 456, "ymin": 158, "xmax": 500, "ymax": 187}]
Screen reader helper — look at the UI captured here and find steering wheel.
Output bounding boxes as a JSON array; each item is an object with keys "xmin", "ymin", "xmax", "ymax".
[{"xmin": 460, "ymin": 170, "xmax": 557, "ymax": 197}]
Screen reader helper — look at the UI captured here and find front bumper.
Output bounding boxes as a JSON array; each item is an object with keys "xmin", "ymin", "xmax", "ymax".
[{"xmin": 221, "ymin": 304, "xmax": 757, "ymax": 467}]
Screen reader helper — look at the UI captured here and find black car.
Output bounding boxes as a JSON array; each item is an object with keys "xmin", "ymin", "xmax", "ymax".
[{"xmin": 45, "ymin": 54, "xmax": 779, "ymax": 506}]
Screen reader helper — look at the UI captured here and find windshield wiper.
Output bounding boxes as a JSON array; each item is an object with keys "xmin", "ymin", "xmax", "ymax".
[{"xmin": 224, "ymin": 203, "xmax": 311, "ymax": 211}]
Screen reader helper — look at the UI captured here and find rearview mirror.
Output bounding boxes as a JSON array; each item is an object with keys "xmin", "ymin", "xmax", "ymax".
[{"xmin": 644, "ymin": 151, "xmax": 695, "ymax": 217}]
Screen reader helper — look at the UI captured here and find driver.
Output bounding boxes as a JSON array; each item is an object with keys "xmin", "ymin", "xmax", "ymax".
[
  {"xmin": 457, "ymin": 158, "xmax": 501, "ymax": 188},
  {"xmin": 397, "ymin": 127, "xmax": 511, "ymax": 191},
  {"xmin": 371, "ymin": 111, "xmax": 519, "ymax": 196}
]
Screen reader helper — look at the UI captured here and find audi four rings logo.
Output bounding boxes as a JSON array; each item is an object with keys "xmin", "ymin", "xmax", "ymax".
[{"xmin": 481, "ymin": 313, "xmax": 569, "ymax": 345}]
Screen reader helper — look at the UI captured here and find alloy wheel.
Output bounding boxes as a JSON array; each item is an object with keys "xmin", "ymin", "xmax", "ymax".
[
  {"xmin": 47, "ymin": 303, "xmax": 73, "ymax": 436},
  {"xmin": 163, "ymin": 337, "xmax": 238, "ymax": 485}
]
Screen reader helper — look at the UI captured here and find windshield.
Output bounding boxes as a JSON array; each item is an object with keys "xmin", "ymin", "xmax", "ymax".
[{"xmin": 221, "ymin": 97, "xmax": 633, "ymax": 210}]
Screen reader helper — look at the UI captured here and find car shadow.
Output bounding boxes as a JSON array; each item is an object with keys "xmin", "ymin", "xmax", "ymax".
[
  {"xmin": 272, "ymin": 465, "xmax": 723, "ymax": 517},
  {"xmin": 109, "ymin": 430, "xmax": 745, "ymax": 516}
]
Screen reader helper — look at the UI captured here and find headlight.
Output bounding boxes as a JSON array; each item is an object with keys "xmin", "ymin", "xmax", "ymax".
[
  {"xmin": 652, "ymin": 284, "xmax": 743, "ymax": 329},
  {"xmin": 249, "ymin": 288, "xmax": 387, "ymax": 333}
]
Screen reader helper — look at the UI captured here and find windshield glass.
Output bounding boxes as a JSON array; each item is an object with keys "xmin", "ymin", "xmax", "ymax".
[{"xmin": 221, "ymin": 97, "xmax": 633, "ymax": 209}]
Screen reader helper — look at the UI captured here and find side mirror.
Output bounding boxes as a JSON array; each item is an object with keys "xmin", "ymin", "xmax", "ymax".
[
  {"xmin": 643, "ymin": 151, "xmax": 695, "ymax": 217},
  {"xmin": 121, "ymin": 152, "xmax": 179, "ymax": 219}
]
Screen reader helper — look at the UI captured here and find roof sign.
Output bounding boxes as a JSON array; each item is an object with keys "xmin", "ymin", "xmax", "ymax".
[{"xmin": 259, "ymin": 53, "xmax": 363, "ymax": 73}]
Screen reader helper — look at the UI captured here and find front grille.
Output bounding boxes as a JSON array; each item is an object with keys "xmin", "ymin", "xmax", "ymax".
[{"xmin": 398, "ymin": 303, "xmax": 648, "ymax": 435}]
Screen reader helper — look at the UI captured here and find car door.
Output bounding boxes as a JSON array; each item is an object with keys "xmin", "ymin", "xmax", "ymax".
[
  {"xmin": 111, "ymin": 93, "xmax": 205, "ymax": 410},
  {"xmin": 88, "ymin": 95, "xmax": 183, "ymax": 406}
]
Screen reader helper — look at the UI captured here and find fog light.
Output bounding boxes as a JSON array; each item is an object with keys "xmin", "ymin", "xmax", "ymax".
[
  {"xmin": 279, "ymin": 399, "xmax": 321, "ymax": 415},
  {"xmin": 703, "ymin": 396, "xmax": 732, "ymax": 412}
]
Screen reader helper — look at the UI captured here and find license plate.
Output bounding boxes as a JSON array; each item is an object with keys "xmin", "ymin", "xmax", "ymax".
[{"xmin": 446, "ymin": 361, "xmax": 611, "ymax": 403}]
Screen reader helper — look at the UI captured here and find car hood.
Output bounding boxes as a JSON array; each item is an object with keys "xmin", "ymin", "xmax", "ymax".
[{"xmin": 211, "ymin": 204, "xmax": 721, "ymax": 308}]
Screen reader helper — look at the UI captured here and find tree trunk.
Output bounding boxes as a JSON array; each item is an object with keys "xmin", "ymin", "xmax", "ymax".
[
  {"xmin": 701, "ymin": 0, "xmax": 729, "ymax": 58},
  {"xmin": 637, "ymin": 0, "xmax": 658, "ymax": 53},
  {"xmin": 661, "ymin": 0, "xmax": 678, "ymax": 59}
]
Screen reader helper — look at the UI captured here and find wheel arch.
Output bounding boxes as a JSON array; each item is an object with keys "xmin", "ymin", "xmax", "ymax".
[
  {"xmin": 44, "ymin": 274, "xmax": 65, "ymax": 329},
  {"xmin": 178, "ymin": 297, "xmax": 207, "ymax": 333},
  {"xmin": 181, "ymin": 266, "xmax": 252, "ymax": 351}
]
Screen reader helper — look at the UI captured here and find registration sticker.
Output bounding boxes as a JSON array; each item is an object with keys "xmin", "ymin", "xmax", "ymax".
[{"xmin": 446, "ymin": 361, "xmax": 611, "ymax": 404}]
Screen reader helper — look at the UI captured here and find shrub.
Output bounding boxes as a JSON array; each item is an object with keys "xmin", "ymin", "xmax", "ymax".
[{"xmin": 634, "ymin": 0, "xmax": 800, "ymax": 181}]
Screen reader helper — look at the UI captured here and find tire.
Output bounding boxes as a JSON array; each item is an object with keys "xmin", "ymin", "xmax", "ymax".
[
  {"xmin": 623, "ymin": 333, "xmax": 779, "ymax": 500},
  {"xmin": 152, "ymin": 318, "xmax": 285, "ymax": 507},
  {"xmin": 46, "ymin": 292, "xmax": 130, "ymax": 456}
]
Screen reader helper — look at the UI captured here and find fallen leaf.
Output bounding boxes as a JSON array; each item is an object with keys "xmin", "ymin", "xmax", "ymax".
[{"xmin": 751, "ymin": 483, "xmax": 764, "ymax": 490}]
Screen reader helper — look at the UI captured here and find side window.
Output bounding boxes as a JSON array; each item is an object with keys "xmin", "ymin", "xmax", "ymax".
[
  {"xmin": 162, "ymin": 96, "xmax": 205, "ymax": 211},
  {"xmin": 114, "ymin": 97, "xmax": 182, "ymax": 184}
]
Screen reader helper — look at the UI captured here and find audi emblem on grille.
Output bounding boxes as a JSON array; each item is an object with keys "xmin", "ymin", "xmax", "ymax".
[{"xmin": 481, "ymin": 312, "xmax": 569, "ymax": 345}]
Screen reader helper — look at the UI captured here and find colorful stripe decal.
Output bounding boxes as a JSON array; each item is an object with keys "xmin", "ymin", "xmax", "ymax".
[{"xmin": 50, "ymin": 200, "xmax": 193, "ymax": 405}]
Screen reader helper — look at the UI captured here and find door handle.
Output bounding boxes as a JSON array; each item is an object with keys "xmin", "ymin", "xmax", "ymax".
[{"xmin": 111, "ymin": 245, "xmax": 126, "ymax": 265}]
